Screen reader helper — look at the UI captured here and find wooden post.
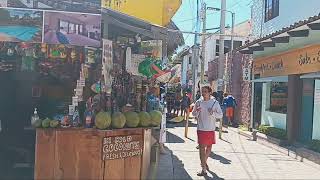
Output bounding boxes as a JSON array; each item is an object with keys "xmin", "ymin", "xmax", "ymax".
[
  {"xmin": 184, "ymin": 119, "xmax": 189, "ymax": 138},
  {"xmin": 219, "ymin": 118, "xmax": 222, "ymax": 139},
  {"xmin": 184, "ymin": 110, "xmax": 190, "ymax": 138}
]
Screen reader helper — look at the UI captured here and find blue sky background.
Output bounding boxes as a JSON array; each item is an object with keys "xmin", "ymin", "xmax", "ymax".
[{"xmin": 173, "ymin": 0, "xmax": 253, "ymax": 46}]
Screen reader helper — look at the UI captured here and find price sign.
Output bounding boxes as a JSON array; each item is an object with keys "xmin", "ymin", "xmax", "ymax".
[{"xmin": 102, "ymin": 135, "xmax": 143, "ymax": 160}]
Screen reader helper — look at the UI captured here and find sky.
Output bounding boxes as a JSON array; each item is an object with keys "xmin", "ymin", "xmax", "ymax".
[{"xmin": 173, "ymin": 0, "xmax": 253, "ymax": 46}]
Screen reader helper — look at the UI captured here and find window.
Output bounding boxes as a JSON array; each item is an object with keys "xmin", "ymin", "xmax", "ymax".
[
  {"xmin": 265, "ymin": 0, "xmax": 279, "ymax": 22},
  {"xmin": 268, "ymin": 82, "xmax": 287, "ymax": 114}
]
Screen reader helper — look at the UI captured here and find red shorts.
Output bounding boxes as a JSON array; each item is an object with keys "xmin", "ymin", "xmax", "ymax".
[
  {"xmin": 226, "ymin": 107, "xmax": 234, "ymax": 118},
  {"xmin": 197, "ymin": 130, "xmax": 216, "ymax": 145}
]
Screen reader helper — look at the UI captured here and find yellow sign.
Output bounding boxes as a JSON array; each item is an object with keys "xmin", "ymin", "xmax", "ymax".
[
  {"xmin": 102, "ymin": 0, "xmax": 181, "ymax": 26},
  {"xmin": 253, "ymin": 45, "xmax": 320, "ymax": 77}
]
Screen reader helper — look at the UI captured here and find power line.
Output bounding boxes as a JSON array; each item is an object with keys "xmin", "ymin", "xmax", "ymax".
[{"xmin": 176, "ymin": 12, "xmax": 217, "ymax": 23}]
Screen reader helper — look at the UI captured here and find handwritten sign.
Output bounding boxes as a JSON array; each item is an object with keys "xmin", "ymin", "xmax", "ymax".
[
  {"xmin": 102, "ymin": 135, "xmax": 143, "ymax": 160},
  {"xmin": 253, "ymin": 45, "xmax": 320, "ymax": 77}
]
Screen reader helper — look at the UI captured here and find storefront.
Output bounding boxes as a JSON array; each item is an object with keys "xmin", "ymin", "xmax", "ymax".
[
  {"xmin": 0, "ymin": 2, "xmax": 183, "ymax": 179},
  {"xmin": 239, "ymin": 15, "xmax": 320, "ymax": 143}
]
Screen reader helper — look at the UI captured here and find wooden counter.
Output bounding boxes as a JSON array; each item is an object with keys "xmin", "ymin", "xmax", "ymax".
[{"xmin": 34, "ymin": 128, "xmax": 152, "ymax": 180}]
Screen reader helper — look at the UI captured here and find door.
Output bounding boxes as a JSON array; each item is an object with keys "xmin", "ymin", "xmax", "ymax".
[
  {"xmin": 299, "ymin": 79, "xmax": 314, "ymax": 142},
  {"xmin": 253, "ymin": 82, "xmax": 263, "ymax": 129}
]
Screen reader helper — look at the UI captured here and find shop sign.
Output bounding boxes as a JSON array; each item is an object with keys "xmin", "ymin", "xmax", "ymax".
[
  {"xmin": 253, "ymin": 45, "xmax": 320, "ymax": 77},
  {"xmin": 102, "ymin": 135, "xmax": 143, "ymax": 160},
  {"xmin": 102, "ymin": 39, "xmax": 113, "ymax": 93},
  {"xmin": 101, "ymin": 0, "xmax": 181, "ymax": 26},
  {"xmin": 139, "ymin": 40, "xmax": 162, "ymax": 59},
  {"xmin": 243, "ymin": 68, "xmax": 251, "ymax": 81}
]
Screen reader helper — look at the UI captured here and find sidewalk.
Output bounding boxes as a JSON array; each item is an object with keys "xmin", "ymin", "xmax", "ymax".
[{"xmin": 155, "ymin": 120, "xmax": 320, "ymax": 180}]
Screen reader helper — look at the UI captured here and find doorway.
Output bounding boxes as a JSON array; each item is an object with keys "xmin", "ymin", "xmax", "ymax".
[
  {"xmin": 299, "ymin": 79, "xmax": 314, "ymax": 142},
  {"xmin": 253, "ymin": 82, "xmax": 263, "ymax": 129}
]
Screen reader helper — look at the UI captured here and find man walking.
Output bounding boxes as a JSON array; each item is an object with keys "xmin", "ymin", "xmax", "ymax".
[
  {"xmin": 192, "ymin": 86, "xmax": 223, "ymax": 176},
  {"xmin": 181, "ymin": 92, "xmax": 191, "ymax": 119},
  {"xmin": 223, "ymin": 93, "xmax": 237, "ymax": 127}
]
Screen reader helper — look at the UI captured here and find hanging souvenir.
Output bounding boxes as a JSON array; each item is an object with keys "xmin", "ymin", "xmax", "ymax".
[
  {"xmin": 41, "ymin": 44, "xmax": 47, "ymax": 53},
  {"xmin": 71, "ymin": 49, "xmax": 77, "ymax": 61},
  {"xmin": 49, "ymin": 45, "xmax": 67, "ymax": 59},
  {"xmin": 86, "ymin": 48, "xmax": 95, "ymax": 64}
]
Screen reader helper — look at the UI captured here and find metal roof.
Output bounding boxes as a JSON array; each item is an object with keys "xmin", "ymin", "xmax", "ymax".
[{"xmin": 237, "ymin": 13, "xmax": 320, "ymax": 54}]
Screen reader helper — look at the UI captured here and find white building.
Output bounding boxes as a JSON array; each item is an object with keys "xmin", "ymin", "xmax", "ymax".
[
  {"xmin": 246, "ymin": 0, "xmax": 320, "ymax": 143},
  {"xmin": 204, "ymin": 20, "xmax": 252, "ymax": 72},
  {"xmin": 251, "ymin": 0, "xmax": 320, "ymax": 38}
]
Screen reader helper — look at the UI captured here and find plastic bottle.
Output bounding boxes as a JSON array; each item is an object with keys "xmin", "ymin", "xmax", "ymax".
[
  {"xmin": 72, "ymin": 107, "xmax": 80, "ymax": 127},
  {"xmin": 31, "ymin": 108, "xmax": 40, "ymax": 126},
  {"xmin": 84, "ymin": 109, "xmax": 93, "ymax": 128}
]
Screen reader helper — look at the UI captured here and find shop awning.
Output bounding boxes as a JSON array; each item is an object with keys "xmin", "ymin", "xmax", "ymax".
[
  {"xmin": 251, "ymin": 76, "xmax": 288, "ymax": 83},
  {"xmin": 101, "ymin": 0, "xmax": 181, "ymax": 27},
  {"xmin": 102, "ymin": 8, "xmax": 184, "ymax": 54},
  {"xmin": 300, "ymin": 72, "xmax": 320, "ymax": 79},
  {"xmin": 237, "ymin": 13, "xmax": 320, "ymax": 54}
]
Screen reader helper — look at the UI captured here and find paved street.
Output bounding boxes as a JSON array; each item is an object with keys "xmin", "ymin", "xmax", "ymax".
[{"xmin": 156, "ymin": 120, "xmax": 320, "ymax": 180}]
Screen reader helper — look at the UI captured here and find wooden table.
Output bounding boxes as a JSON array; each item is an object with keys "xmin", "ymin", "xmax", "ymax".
[{"xmin": 34, "ymin": 128, "xmax": 152, "ymax": 180}]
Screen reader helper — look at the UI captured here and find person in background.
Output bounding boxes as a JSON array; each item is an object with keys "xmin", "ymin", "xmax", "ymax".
[
  {"xmin": 181, "ymin": 92, "xmax": 191, "ymax": 119},
  {"xmin": 212, "ymin": 92, "xmax": 218, "ymax": 100},
  {"xmin": 223, "ymin": 93, "xmax": 237, "ymax": 127},
  {"xmin": 196, "ymin": 90, "xmax": 201, "ymax": 101},
  {"xmin": 174, "ymin": 94, "xmax": 181, "ymax": 116},
  {"xmin": 192, "ymin": 86, "xmax": 223, "ymax": 176}
]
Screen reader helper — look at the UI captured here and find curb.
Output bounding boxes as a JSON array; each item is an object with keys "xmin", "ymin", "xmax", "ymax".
[{"xmin": 228, "ymin": 127, "xmax": 320, "ymax": 168}]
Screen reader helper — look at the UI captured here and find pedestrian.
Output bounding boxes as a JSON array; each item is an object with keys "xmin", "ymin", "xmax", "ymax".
[
  {"xmin": 174, "ymin": 94, "xmax": 181, "ymax": 116},
  {"xmin": 181, "ymin": 92, "xmax": 191, "ymax": 119},
  {"xmin": 196, "ymin": 90, "xmax": 201, "ymax": 100},
  {"xmin": 223, "ymin": 93, "xmax": 237, "ymax": 127},
  {"xmin": 192, "ymin": 86, "xmax": 223, "ymax": 176}
]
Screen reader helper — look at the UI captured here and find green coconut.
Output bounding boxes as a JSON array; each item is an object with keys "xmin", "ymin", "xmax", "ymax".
[
  {"xmin": 149, "ymin": 110, "xmax": 162, "ymax": 126},
  {"xmin": 42, "ymin": 118, "xmax": 51, "ymax": 128},
  {"xmin": 124, "ymin": 112, "xmax": 140, "ymax": 128},
  {"xmin": 112, "ymin": 112, "xmax": 126, "ymax": 129},
  {"xmin": 95, "ymin": 111, "xmax": 112, "ymax": 130},
  {"xmin": 139, "ymin": 112, "xmax": 151, "ymax": 127},
  {"xmin": 50, "ymin": 120, "xmax": 59, "ymax": 128}
]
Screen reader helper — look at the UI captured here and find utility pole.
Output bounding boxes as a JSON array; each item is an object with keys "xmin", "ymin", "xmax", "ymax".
[
  {"xmin": 218, "ymin": 0, "xmax": 226, "ymax": 91},
  {"xmin": 230, "ymin": 12, "xmax": 235, "ymax": 54},
  {"xmin": 200, "ymin": 2, "xmax": 207, "ymax": 84},
  {"xmin": 192, "ymin": 0, "xmax": 201, "ymax": 101}
]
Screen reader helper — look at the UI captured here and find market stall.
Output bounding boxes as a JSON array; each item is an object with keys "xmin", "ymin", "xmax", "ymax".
[
  {"xmin": 0, "ymin": 3, "xmax": 183, "ymax": 179},
  {"xmin": 32, "ymin": 9, "xmax": 172, "ymax": 180}
]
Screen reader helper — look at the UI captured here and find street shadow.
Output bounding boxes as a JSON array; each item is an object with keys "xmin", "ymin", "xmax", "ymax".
[
  {"xmin": 166, "ymin": 120, "xmax": 197, "ymax": 128},
  {"xmin": 186, "ymin": 137, "xmax": 195, "ymax": 142},
  {"xmin": 205, "ymin": 170, "xmax": 225, "ymax": 180},
  {"xmin": 171, "ymin": 153, "xmax": 194, "ymax": 180},
  {"xmin": 166, "ymin": 131, "xmax": 185, "ymax": 143},
  {"xmin": 210, "ymin": 152, "xmax": 231, "ymax": 165},
  {"xmin": 219, "ymin": 138, "xmax": 232, "ymax": 144}
]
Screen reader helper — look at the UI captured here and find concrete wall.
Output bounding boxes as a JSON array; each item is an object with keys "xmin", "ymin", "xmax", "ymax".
[
  {"xmin": 261, "ymin": 83, "xmax": 287, "ymax": 130},
  {"xmin": 251, "ymin": 0, "xmax": 320, "ymax": 38}
]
